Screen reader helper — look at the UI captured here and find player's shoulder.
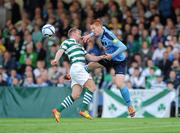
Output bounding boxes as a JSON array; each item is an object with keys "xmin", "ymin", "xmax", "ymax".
[
  {"xmin": 103, "ymin": 26, "xmax": 117, "ymax": 40},
  {"xmin": 62, "ymin": 39, "xmax": 72, "ymax": 44},
  {"xmin": 61, "ymin": 39, "xmax": 75, "ymax": 46}
]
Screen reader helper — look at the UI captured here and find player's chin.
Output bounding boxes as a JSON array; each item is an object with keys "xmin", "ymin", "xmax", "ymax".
[{"xmin": 95, "ymin": 33, "xmax": 100, "ymax": 36}]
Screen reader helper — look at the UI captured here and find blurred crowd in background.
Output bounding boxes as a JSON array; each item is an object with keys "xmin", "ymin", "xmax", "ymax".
[{"xmin": 0, "ymin": 0, "xmax": 179, "ymax": 90}]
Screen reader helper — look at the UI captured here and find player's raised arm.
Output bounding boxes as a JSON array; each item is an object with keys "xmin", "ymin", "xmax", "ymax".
[
  {"xmin": 85, "ymin": 53, "xmax": 105, "ymax": 62},
  {"xmin": 51, "ymin": 49, "xmax": 64, "ymax": 65},
  {"xmin": 82, "ymin": 32, "xmax": 94, "ymax": 43}
]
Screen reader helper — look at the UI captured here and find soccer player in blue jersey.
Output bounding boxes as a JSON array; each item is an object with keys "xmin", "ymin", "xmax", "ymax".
[{"xmin": 82, "ymin": 19, "xmax": 136, "ymax": 117}]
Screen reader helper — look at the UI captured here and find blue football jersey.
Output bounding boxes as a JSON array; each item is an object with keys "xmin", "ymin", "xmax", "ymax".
[{"xmin": 98, "ymin": 26, "xmax": 126, "ymax": 61}]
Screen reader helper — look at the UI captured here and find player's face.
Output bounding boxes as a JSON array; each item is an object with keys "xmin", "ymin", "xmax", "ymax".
[
  {"xmin": 74, "ymin": 30, "xmax": 82, "ymax": 41},
  {"xmin": 90, "ymin": 24, "xmax": 103, "ymax": 36}
]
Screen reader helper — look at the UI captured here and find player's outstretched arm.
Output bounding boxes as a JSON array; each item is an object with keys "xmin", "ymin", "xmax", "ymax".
[
  {"xmin": 82, "ymin": 32, "xmax": 94, "ymax": 43},
  {"xmin": 85, "ymin": 53, "xmax": 105, "ymax": 62},
  {"xmin": 51, "ymin": 49, "xmax": 64, "ymax": 65}
]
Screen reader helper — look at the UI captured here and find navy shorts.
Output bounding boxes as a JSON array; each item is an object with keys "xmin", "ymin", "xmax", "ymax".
[{"xmin": 98, "ymin": 59, "xmax": 126, "ymax": 74}]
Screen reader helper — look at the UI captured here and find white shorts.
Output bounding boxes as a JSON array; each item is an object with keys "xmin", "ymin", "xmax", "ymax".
[{"xmin": 70, "ymin": 63, "xmax": 92, "ymax": 88}]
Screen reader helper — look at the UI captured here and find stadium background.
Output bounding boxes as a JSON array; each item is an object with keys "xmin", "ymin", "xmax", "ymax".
[{"xmin": 0, "ymin": 0, "xmax": 180, "ymax": 130}]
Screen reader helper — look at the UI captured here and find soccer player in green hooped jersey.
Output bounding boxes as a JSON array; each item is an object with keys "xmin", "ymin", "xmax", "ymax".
[{"xmin": 51, "ymin": 27, "xmax": 105, "ymax": 123}]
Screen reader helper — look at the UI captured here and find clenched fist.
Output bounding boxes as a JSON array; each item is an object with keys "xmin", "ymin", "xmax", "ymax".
[{"xmin": 51, "ymin": 59, "xmax": 58, "ymax": 65}]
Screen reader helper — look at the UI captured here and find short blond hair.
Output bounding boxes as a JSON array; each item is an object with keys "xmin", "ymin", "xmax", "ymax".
[{"xmin": 68, "ymin": 27, "xmax": 80, "ymax": 37}]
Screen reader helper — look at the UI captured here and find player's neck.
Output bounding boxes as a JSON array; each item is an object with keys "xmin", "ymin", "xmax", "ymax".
[
  {"xmin": 69, "ymin": 37, "xmax": 77, "ymax": 42},
  {"xmin": 99, "ymin": 28, "xmax": 104, "ymax": 36},
  {"xmin": 99, "ymin": 27, "xmax": 104, "ymax": 37}
]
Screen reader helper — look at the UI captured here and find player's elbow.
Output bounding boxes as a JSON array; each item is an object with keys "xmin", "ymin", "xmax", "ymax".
[
  {"xmin": 121, "ymin": 44, "xmax": 127, "ymax": 51},
  {"xmin": 117, "ymin": 41, "xmax": 127, "ymax": 51}
]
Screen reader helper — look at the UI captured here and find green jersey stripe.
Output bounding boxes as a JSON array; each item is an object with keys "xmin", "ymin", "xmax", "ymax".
[
  {"xmin": 71, "ymin": 57, "xmax": 85, "ymax": 62},
  {"xmin": 66, "ymin": 45, "xmax": 82, "ymax": 53},
  {"xmin": 69, "ymin": 54, "xmax": 85, "ymax": 61},
  {"xmin": 67, "ymin": 48, "xmax": 83, "ymax": 55},
  {"xmin": 69, "ymin": 51, "xmax": 85, "ymax": 58},
  {"xmin": 72, "ymin": 60, "xmax": 86, "ymax": 64},
  {"xmin": 67, "ymin": 39, "xmax": 76, "ymax": 42},
  {"xmin": 60, "ymin": 43, "xmax": 69, "ymax": 50}
]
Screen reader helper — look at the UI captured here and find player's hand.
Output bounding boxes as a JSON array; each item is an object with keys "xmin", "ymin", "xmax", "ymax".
[
  {"xmin": 101, "ymin": 46, "xmax": 106, "ymax": 51},
  {"xmin": 104, "ymin": 54, "xmax": 112, "ymax": 60},
  {"xmin": 99, "ymin": 55, "xmax": 106, "ymax": 60},
  {"xmin": 64, "ymin": 74, "xmax": 71, "ymax": 80},
  {"xmin": 82, "ymin": 34, "xmax": 91, "ymax": 43},
  {"xmin": 51, "ymin": 59, "xmax": 58, "ymax": 65}
]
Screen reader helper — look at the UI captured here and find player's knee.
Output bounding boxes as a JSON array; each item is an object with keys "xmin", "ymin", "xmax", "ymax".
[
  {"xmin": 71, "ymin": 92, "xmax": 81, "ymax": 100},
  {"xmin": 84, "ymin": 80, "xmax": 96, "ymax": 92}
]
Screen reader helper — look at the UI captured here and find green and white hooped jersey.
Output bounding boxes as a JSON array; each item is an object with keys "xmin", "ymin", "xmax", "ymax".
[{"xmin": 60, "ymin": 39, "xmax": 87, "ymax": 64}]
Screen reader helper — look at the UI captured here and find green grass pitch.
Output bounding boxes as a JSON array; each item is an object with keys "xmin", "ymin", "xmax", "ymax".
[{"xmin": 0, "ymin": 118, "xmax": 180, "ymax": 133}]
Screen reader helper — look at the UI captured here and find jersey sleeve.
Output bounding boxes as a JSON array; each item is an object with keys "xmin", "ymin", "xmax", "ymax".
[
  {"xmin": 104, "ymin": 28, "xmax": 119, "ymax": 46},
  {"xmin": 59, "ymin": 41, "xmax": 68, "ymax": 51},
  {"xmin": 108, "ymin": 31, "xmax": 124, "ymax": 48}
]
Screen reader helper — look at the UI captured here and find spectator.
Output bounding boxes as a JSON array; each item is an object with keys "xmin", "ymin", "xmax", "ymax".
[
  {"xmin": 44, "ymin": 43, "xmax": 58, "ymax": 67},
  {"xmin": 151, "ymin": 27, "xmax": 166, "ymax": 49},
  {"xmin": 145, "ymin": 67, "xmax": 158, "ymax": 89},
  {"xmin": 0, "ymin": 0, "xmax": 8, "ymax": 29},
  {"xmin": 33, "ymin": 60, "xmax": 46, "ymax": 78},
  {"xmin": 166, "ymin": 70, "xmax": 180, "ymax": 89},
  {"xmin": 151, "ymin": 75, "xmax": 167, "ymax": 89},
  {"xmin": 152, "ymin": 42, "xmax": 166, "ymax": 65},
  {"xmin": 23, "ymin": 65, "xmax": 34, "ymax": 78},
  {"xmin": 41, "ymin": 70, "xmax": 52, "ymax": 86},
  {"xmin": 35, "ymin": 75, "xmax": 48, "ymax": 87},
  {"xmin": 11, "ymin": 77, "xmax": 20, "ymax": 86},
  {"xmin": 23, "ymin": 76, "xmax": 36, "ymax": 87},
  {"xmin": 11, "ymin": 34, "xmax": 22, "ymax": 61},
  {"xmin": 0, "ymin": 65, "xmax": 8, "ymax": 82},
  {"xmin": 7, "ymin": 69, "xmax": 21, "ymax": 86},
  {"xmin": 127, "ymin": 34, "xmax": 140, "ymax": 57},
  {"xmin": 0, "ymin": 39, "xmax": 6, "ymax": 65},
  {"xmin": 10, "ymin": 0, "xmax": 21, "ymax": 24},
  {"xmin": 139, "ymin": 41, "xmax": 152, "ymax": 67},
  {"xmin": 139, "ymin": 29, "xmax": 151, "ymax": 47},
  {"xmin": 56, "ymin": 75, "xmax": 70, "ymax": 87},
  {"xmin": 128, "ymin": 61, "xmax": 143, "ymax": 76},
  {"xmin": 19, "ymin": 43, "xmax": 37, "ymax": 68},
  {"xmin": 48, "ymin": 64, "xmax": 64, "ymax": 85},
  {"xmin": 2, "ymin": 51, "xmax": 17, "ymax": 72},
  {"xmin": 126, "ymin": 80, "xmax": 133, "ymax": 90},
  {"xmin": 0, "ymin": 73, "xmax": 7, "ymax": 86},
  {"xmin": 171, "ymin": 60, "xmax": 180, "ymax": 73},
  {"xmin": 32, "ymin": 25, "xmax": 43, "ymax": 44},
  {"xmin": 158, "ymin": 0, "xmax": 173, "ymax": 23},
  {"xmin": 142, "ymin": 59, "xmax": 161, "ymax": 78},
  {"xmin": 107, "ymin": 1, "xmax": 122, "ymax": 22},
  {"xmin": 130, "ymin": 67, "xmax": 145, "ymax": 89},
  {"xmin": 94, "ymin": 0, "xmax": 107, "ymax": 19},
  {"xmin": 35, "ymin": 42, "xmax": 46, "ymax": 61},
  {"xmin": 158, "ymin": 51, "xmax": 172, "ymax": 79}
]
